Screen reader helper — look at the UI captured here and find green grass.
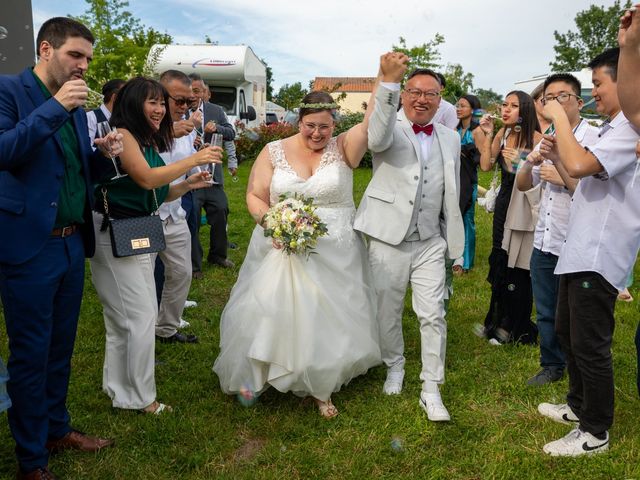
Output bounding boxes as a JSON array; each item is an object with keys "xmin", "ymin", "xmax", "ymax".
[{"xmin": 1, "ymin": 167, "xmax": 639, "ymax": 479}]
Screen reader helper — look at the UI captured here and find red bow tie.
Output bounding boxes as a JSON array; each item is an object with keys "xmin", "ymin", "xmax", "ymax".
[{"xmin": 412, "ymin": 123, "xmax": 434, "ymax": 136}]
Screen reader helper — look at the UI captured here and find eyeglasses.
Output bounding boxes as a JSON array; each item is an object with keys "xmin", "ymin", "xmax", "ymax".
[
  {"xmin": 169, "ymin": 95, "xmax": 189, "ymax": 106},
  {"xmin": 455, "ymin": 103, "xmax": 471, "ymax": 109},
  {"xmin": 300, "ymin": 122, "xmax": 332, "ymax": 134},
  {"xmin": 404, "ymin": 89, "xmax": 441, "ymax": 101},
  {"xmin": 541, "ymin": 93, "xmax": 581, "ymax": 105}
]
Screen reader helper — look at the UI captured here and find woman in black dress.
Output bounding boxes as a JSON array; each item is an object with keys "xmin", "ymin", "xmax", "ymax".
[{"xmin": 478, "ymin": 91, "xmax": 542, "ymax": 344}]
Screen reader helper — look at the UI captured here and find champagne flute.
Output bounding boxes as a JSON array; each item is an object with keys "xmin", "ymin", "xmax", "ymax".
[
  {"xmin": 206, "ymin": 133, "xmax": 224, "ymax": 185},
  {"xmin": 97, "ymin": 121, "xmax": 127, "ymax": 180}
]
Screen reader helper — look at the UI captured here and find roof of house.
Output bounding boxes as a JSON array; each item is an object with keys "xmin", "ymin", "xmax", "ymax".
[{"xmin": 313, "ymin": 77, "xmax": 377, "ymax": 93}]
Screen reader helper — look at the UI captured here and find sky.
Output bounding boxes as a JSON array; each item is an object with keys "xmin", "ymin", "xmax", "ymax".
[{"xmin": 30, "ymin": 0, "xmax": 619, "ymax": 96}]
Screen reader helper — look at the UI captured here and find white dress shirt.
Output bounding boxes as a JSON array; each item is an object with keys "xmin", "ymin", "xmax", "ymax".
[
  {"xmin": 531, "ymin": 120, "xmax": 599, "ymax": 256},
  {"xmin": 555, "ymin": 112, "xmax": 640, "ymax": 290},
  {"xmin": 86, "ymin": 104, "xmax": 111, "ymax": 143},
  {"xmin": 158, "ymin": 134, "xmax": 195, "ymax": 221}
]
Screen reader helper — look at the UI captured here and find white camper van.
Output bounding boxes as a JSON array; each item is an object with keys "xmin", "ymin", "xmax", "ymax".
[{"xmin": 148, "ymin": 44, "xmax": 267, "ymax": 128}]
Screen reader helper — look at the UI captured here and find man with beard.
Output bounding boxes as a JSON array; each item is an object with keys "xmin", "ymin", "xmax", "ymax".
[{"xmin": 0, "ymin": 17, "xmax": 119, "ymax": 479}]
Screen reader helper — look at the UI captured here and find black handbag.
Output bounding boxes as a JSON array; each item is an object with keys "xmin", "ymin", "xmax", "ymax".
[{"xmin": 101, "ymin": 187, "xmax": 166, "ymax": 258}]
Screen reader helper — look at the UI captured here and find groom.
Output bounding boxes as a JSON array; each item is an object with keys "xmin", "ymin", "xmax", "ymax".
[{"xmin": 354, "ymin": 52, "xmax": 464, "ymax": 421}]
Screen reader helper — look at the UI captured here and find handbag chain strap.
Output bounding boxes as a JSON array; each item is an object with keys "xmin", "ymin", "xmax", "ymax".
[
  {"xmin": 152, "ymin": 189, "xmax": 159, "ymax": 214},
  {"xmin": 101, "ymin": 187, "xmax": 110, "ymax": 216}
]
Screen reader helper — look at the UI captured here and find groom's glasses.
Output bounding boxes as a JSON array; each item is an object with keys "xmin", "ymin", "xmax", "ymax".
[{"xmin": 404, "ymin": 89, "xmax": 440, "ymax": 101}]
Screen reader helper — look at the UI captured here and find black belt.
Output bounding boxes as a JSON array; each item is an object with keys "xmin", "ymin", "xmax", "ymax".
[{"xmin": 51, "ymin": 225, "xmax": 78, "ymax": 237}]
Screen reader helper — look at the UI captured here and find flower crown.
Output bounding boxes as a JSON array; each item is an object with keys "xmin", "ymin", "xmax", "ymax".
[{"xmin": 299, "ymin": 102, "xmax": 339, "ymax": 109}]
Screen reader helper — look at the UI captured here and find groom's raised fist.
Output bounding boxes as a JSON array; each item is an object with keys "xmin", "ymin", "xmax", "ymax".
[{"xmin": 380, "ymin": 52, "xmax": 409, "ymax": 83}]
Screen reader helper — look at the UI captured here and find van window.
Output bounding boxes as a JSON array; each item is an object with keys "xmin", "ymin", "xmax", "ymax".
[
  {"xmin": 266, "ymin": 113, "xmax": 278, "ymax": 125},
  {"xmin": 211, "ymin": 86, "xmax": 236, "ymax": 115}
]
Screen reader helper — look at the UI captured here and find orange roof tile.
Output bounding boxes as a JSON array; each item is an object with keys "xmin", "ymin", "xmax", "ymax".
[{"xmin": 313, "ymin": 77, "xmax": 377, "ymax": 93}]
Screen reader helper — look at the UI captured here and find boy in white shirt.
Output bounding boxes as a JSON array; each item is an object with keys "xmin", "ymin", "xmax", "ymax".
[
  {"xmin": 517, "ymin": 73, "xmax": 599, "ymax": 387},
  {"xmin": 535, "ymin": 47, "xmax": 640, "ymax": 457}
]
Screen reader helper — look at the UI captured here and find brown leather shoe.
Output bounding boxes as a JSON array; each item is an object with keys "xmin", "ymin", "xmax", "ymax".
[
  {"xmin": 45, "ymin": 429, "xmax": 114, "ymax": 453},
  {"xmin": 16, "ymin": 467, "xmax": 58, "ymax": 480}
]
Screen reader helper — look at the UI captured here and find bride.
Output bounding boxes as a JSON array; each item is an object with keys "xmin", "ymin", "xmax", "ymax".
[{"xmin": 213, "ymin": 56, "xmax": 390, "ymax": 418}]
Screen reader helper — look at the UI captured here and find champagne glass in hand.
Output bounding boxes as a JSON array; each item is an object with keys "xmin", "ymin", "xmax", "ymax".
[
  {"xmin": 97, "ymin": 121, "xmax": 127, "ymax": 179},
  {"xmin": 206, "ymin": 133, "xmax": 224, "ymax": 185}
]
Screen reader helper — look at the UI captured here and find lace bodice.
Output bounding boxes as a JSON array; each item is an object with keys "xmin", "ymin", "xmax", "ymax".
[
  {"xmin": 267, "ymin": 137, "xmax": 356, "ymax": 246},
  {"xmin": 268, "ymin": 138, "xmax": 353, "ymax": 207}
]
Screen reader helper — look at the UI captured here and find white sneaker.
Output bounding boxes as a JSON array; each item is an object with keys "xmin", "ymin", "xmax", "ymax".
[
  {"xmin": 184, "ymin": 300, "xmax": 198, "ymax": 308},
  {"xmin": 178, "ymin": 318, "xmax": 190, "ymax": 329},
  {"xmin": 419, "ymin": 391, "xmax": 450, "ymax": 422},
  {"xmin": 488, "ymin": 338, "xmax": 503, "ymax": 346},
  {"xmin": 382, "ymin": 369, "xmax": 404, "ymax": 395},
  {"xmin": 543, "ymin": 428, "xmax": 609, "ymax": 456},
  {"xmin": 538, "ymin": 403, "xmax": 579, "ymax": 425}
]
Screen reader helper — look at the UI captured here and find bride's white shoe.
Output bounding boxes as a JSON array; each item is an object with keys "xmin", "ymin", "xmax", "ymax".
[{"xmin": 383, "ymin": 369, "xmax": 405, "ymax": 395}]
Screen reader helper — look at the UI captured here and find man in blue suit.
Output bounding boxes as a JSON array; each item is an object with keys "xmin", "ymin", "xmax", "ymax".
[{"xmin": 0, "ymin": 17, "xmax": 120, "ymax": 480}]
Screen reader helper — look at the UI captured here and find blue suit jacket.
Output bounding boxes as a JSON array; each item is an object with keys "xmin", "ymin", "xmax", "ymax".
[{"xmin": 0, "ymin": 68, "xmax": 107, "ymax": 265}]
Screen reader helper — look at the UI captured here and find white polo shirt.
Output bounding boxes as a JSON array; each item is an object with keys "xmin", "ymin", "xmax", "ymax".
[
  {"xmin": 433, "ymin": 99, "xmax": 458, "ymax": 130},
  {"xmin": 531, "ymin": 120, "xmax": 599, "ymax": 256},
  {"xmin": 158, "ymin": 134, "xmax": 195, "ymax": 222},
  {"xmin": 555, "ymin": 112, "xmax": 640, "ymax": 290}
]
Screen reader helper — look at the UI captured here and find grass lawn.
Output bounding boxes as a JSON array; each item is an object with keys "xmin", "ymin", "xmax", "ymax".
[{"xmin": 1, "ymin": 166, "xmax": 639, "ymax": 479}]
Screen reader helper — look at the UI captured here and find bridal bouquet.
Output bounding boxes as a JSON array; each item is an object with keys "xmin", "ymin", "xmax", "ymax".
[{"xmin": 262, "ymin": 193, "xmax": 328, "ymax": 257}]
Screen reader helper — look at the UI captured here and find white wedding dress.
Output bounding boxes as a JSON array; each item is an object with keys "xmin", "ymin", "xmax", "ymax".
[{"xmin": 213, "ymin": 137, "xmax": 381, "ymax": 401}]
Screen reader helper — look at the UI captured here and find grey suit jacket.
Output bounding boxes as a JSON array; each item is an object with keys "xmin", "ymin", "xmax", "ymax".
[{"xmin": 353, "ymin": 85, "xmax": 464, "ymax": 259}]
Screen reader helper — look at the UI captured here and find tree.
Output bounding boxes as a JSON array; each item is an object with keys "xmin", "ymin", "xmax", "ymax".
[
  {"xmin": 550, "ymin": 0, "xmax": 631, "ymax": 71},
  {"xmin": 261, "ymin": 58, "xmax": 274, "ymax": 101},
  {"xmin": 473, "ymin": 88, "xmax": 503, "ymax": 111},
  {"xmin": 72, "ymin": 0, "xmax": 172, "ymax": 92},
  {"xmin": 273, "ymin": 82, "xmax": 308, "ymax": 111},
  {"xmin": 391, "ymin": 36, "xmax": 474, "ymax": 102},
  {"xmin": 441, "ymin": 63, "xmax": 474, "ymax": 103},
  {"xmin": 392, "ymin": 35, "xmax": 444, "ymax": 76}
]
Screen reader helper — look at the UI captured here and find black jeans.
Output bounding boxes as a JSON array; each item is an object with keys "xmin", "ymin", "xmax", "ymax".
[{"xmin": 556, "ymin": 271, "xmax": 617, "ymax": 435}]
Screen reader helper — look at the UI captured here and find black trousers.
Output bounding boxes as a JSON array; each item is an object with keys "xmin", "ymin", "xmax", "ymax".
[
  {"xmin": 484, "ymin": 247, "xmax": 537, "ymax": 344},
  {"xmin": 556, "ymin": 271, "xmax": 617, "ymax": 435},
  {"xmin": 191, "ymin": 186, "xmax": 229, "ymax": 272}
]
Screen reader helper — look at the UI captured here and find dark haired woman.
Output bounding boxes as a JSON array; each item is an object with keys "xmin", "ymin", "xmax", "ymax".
[
  {"xmin": 89, "ymin": 77, "xmax": 222, "ymax": 414},
  {"xmin": 214, "ymin": 82, "xmax": 383, "ymax": 418},
  {"xmin": 453, "ymin": 94, "xmax": 486, "ymax": 274},
  {"xmin": 478, "ymin": 91, "xmax": 542, "ymax": 345}
]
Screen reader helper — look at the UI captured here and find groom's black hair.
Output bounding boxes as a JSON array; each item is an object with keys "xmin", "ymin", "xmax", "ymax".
[{"xmin": 406, "ymin": 68, "xmax": 441, "ymax": 87}]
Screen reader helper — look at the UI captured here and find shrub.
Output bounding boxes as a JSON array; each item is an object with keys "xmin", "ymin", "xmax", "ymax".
[{"xmin": 235, "ymin": 122, "xmax": 298, "ymax": 163}]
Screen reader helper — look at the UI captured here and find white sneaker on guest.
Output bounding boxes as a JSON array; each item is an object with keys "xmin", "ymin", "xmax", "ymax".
[
  {"xmin": 543, "ymin": 428, "xmax": 609, "ymax": 456},
  {"xmin": 178, "ymin": 318, "xmax": 190, "ymax": 329},
  {"xmin": 538, "ymin": 403, "xmax": 579, "ymax": 425},
  {"xmin": 382, "ymin": 369, "xmax": 404, "ymax": 395},
  {"xmin": 184, "ymin": 300, "xmax": 198, "ymax": 308},
  {"xmin": 419, "ymin": 390, "xmax": 450, "ymax": 422}
]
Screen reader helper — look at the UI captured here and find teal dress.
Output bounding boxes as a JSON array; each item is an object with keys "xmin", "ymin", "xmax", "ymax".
[{"xmin": 457, "ymin": 125, "xmax": 478, "ymax": 271}]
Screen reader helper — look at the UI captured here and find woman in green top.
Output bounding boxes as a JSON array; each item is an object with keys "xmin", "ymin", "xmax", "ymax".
[{"xmin": 89, "ymin": 77, "xmax": 222, "ymax": 415}]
